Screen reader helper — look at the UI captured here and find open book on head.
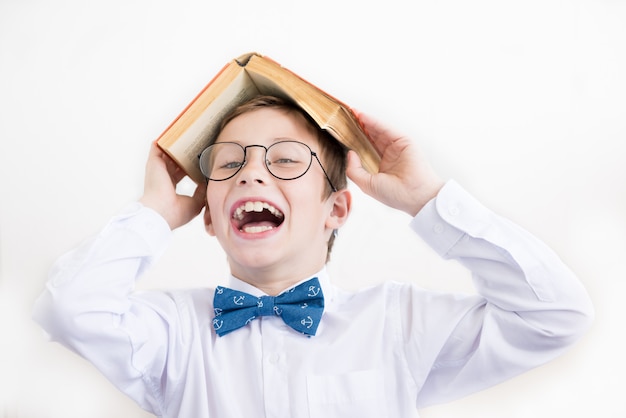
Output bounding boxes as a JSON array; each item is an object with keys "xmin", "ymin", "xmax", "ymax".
[{"xmin": 156, "ymin": 52, "xmax": 381, "ymax": 184}]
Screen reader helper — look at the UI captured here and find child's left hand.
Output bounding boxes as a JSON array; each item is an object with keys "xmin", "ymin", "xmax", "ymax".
[{"xmin": 346, "ymin": 111, "xmax": 445, "ymax": 216}]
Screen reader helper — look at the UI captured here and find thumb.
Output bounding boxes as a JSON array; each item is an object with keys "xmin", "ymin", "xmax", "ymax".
[
  {"xmin": 172, "ymin": 182, "xmax": 207, "ymax": 229},
  {"xmin": 185, "ymin": 181, "xmax": 207, "ymax": 218},
  {"xmin": 346, "ymin": 150, "xmax": 373, "ymax": 194}
]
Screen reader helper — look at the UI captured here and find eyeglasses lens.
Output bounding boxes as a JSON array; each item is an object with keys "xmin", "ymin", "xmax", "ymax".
[{"xmin": 199, "ymin": 141, "xmax": 314, "ymax": 181}]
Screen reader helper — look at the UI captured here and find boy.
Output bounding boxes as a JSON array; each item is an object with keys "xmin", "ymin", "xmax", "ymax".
[{"xmin": 33, "ymin": 95, "xmax": 594, "ymax": 417}]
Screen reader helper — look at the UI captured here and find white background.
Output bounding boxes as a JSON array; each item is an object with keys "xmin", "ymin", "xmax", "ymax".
[{"xmin": 1, "ymin": 0, "xmax": 624, "ymax": 417}]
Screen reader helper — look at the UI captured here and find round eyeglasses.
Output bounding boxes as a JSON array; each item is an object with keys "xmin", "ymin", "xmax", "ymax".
[{"xmin": 198, "ymin": 140, "xmax": 337, "ymax": 192}]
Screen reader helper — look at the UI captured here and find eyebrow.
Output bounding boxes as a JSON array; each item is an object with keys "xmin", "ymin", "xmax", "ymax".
[{"xmin": 217, "ymin": 136, "xmax": 304, "ymax": 145}]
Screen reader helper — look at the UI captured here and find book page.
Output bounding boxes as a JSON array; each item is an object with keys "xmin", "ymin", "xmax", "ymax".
[
  {"xmin": 167, "ymin": 71, "xmax": 261, "ymax": 182},
  {"xmin": 247, "ymin": 71, "xmax": 337, "ymax": 125},
  {"xmin": 247, "ymin": 67, "xmax": 380, "ymax": 173},
  {"xmin": 246, "ymin": 71, "xmax": 289, "ymax": 99}
]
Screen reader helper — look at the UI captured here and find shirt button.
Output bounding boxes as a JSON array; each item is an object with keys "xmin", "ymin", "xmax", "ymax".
[
  {"xmin": 268, "ymin": 353, "xmax": 280, "ymax": 365},
  {"xmin": 433, "ymin": 223, "xmax": 444, "ymax": 234},
  {"xmin": 448, "ymin": 206, "xmax": 460, "ymax": 216}
]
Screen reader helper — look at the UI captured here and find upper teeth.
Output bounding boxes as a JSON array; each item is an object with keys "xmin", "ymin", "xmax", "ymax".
[{"xmin": 233, "ymin": 201, "xmax": 284, "ymax": 220}]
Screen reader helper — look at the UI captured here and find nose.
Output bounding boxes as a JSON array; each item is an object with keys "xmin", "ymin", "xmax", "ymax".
[{"xmin": 236, "ymin": 146, "xmax": 269, "ymax": 185}]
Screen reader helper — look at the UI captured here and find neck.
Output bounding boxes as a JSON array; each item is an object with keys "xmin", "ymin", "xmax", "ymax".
[{"xmin": 229, "ymin": 261, "xmax": 325, "ymax": 296}]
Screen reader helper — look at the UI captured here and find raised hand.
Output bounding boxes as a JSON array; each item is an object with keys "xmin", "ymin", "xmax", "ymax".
[
  {"xmin": 346, "ymin": 111, "xmax": 445, "ymax": 217},
  {"xmin": 139, "ymin": 141, "xmax": 206, "ymax": 229}
]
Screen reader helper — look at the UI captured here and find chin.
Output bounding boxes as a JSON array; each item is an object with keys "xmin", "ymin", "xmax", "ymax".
[{"xmin": 228, "ymin": 249, "xmax": 285, "ymax": 271}]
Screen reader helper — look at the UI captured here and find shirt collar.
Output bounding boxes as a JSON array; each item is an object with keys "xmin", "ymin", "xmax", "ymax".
[{"xmin": 227, "ymin": 267, "xmax": 334, "ymax": 302}]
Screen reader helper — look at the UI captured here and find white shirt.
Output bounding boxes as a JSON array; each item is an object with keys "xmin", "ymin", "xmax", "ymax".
[{"xmin": 33, "ymin": 181, "xmax": 594, "ymax": 418}]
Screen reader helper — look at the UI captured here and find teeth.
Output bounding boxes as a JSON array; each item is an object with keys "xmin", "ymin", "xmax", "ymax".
[
  {"xmin": 233, "ymin": 201, "xmax": 284, "ymax": 220},
  {"xmin": 243, "ymin": 225, "xmax": 274, "ymax": 233}
]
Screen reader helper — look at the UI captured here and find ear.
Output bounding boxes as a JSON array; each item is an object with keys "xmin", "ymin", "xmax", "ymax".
[
  {"xmin": 203, "ymin": 206, "xmax": 216, "ymax": 236},
  {"xmin": 325, "ymin": 189, "xmax": 352, "ymax": 230}
]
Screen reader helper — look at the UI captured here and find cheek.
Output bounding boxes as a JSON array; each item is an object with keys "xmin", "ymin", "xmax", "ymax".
[
  {"xmin": 290, "ymin": 195, "xmax": 331, "ymax": 231},
  {"xmin": 203, "ymin": 204, "xmax": 216, "ymax": 236},
  {"xmin": 204, "ymin": 209, "xmax": 215, "ymax": 237},
  {"xmin": 205, "ymin": 190, "xmax": 229, "ymax": 235}
]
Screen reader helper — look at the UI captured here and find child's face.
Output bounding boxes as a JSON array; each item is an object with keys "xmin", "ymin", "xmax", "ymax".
[{"xmin": 203, "ymin": 108, "xmax": 350, "ymax": 283}]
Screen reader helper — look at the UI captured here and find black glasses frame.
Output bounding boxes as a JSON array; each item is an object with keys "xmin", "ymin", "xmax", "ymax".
[{"xmin": 198, "ymin": 141, "xmax": 337, "ymax": 192}]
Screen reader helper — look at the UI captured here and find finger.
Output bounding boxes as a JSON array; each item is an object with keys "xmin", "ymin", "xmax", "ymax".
[
  {"xmin": 346, "ymin": 150, "xmax": 373, "ymax": 194},
  {"xmin": 354, "ymin": 111, "xmax": 403, "ymax": 156},
  {"xmin": 179, "ymin": 185, "xmax": 207, "ymax": 223},
  {"xmin": 156, "ymin": 147, "xmax": 187, "ymax": 184},
  {"xmin": 191, "ymin": 181, "xmax": 207, "ymax": 207},
  {"xmin": 168, "ymin": 162, "xmax": 187, "ymax": 185},
  {"xmin": 148, "ymin": 140, "xmax": 165, "ymax": 159}
]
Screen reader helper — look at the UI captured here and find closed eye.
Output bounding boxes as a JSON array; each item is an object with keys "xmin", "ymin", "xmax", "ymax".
[
  {"xmin": 221, "ymin": 160, "xmax": 244, "ymax": 169},
  {"xmin": 272, "ymin": 158, "xmax": 298, "ymax": 164}
]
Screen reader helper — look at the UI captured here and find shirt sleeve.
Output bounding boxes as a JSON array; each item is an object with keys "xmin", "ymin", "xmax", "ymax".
[
  {"xmin": 32, "ymin": 203, "xmax": 175, "ymax": 414},
  {"xmin": 404, "ymin": 180, "xmax": 594, "ymax": 407}
]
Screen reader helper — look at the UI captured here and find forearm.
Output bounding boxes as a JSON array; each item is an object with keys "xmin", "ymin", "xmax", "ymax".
[
  {"xmin": 32, "ymin": 203, "xmax": 172, "ymax": 411},
  {"xmin": 409, "ymin": 180, "xmax": 594, "ymax": 405},
  {"xmin": 34, "ymin": 203, "xmax": 171, "ymax": 338},
  {"xmin": 412, "ymin": 180, "xmax": 593, "ymax": 324},
  {"xmin": 35, "ymin": 204, "xmax": 169, "ymax": 318}
]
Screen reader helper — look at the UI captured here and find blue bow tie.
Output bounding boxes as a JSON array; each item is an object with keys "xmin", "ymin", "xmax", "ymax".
[{"xmin": 212, "ymin": 277, "xmax": 324, "ymax": 337}]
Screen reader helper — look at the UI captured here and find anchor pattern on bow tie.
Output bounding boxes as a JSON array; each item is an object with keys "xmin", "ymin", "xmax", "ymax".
[{"xmin": 212, "ymin": 277, "xmax": 324, "ymax": 337}]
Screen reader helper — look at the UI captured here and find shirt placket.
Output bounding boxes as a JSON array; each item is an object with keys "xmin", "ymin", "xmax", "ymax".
[{"xmin": 261, "ymin": 316, "xmax": 290, "ymax": 418}]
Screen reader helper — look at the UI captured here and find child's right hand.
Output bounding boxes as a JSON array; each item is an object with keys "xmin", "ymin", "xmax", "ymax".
[{"xmin": 139, "ymin": 141, "xmax": 206, "ymax": 230}]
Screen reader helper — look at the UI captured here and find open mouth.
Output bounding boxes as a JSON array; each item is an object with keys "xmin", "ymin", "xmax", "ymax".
[{"xmin": 232, "ymin": 201, "xmax": 285, "ymax": 233}]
